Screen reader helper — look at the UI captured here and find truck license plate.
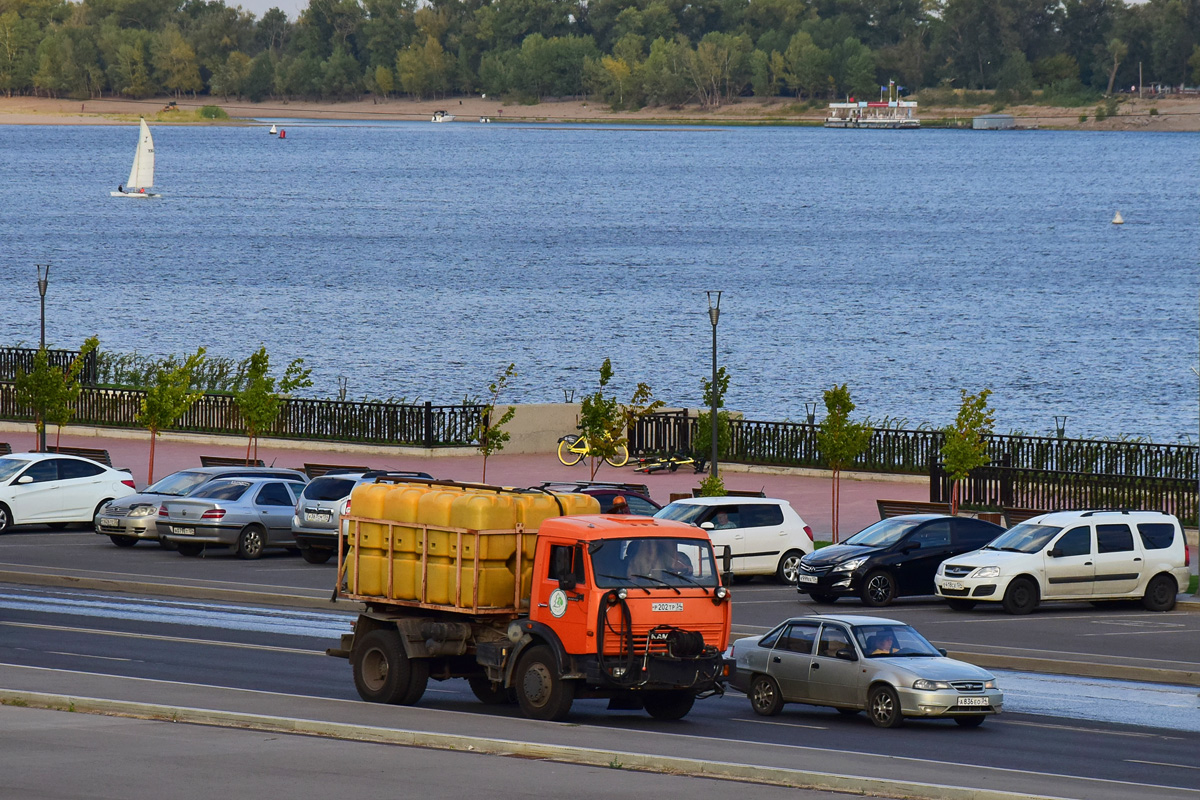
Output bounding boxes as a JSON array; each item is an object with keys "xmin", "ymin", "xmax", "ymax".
[
  {"xmin": 941, "ymin": 581, "xmax": 964, "ymax": 591},
  {"xmin": 651, "ymin": 602, "xmax": 683, "ymax": 612},
  {"xmin": 173, "ymin": 526, "xmax": 195, "ymax": 536}
]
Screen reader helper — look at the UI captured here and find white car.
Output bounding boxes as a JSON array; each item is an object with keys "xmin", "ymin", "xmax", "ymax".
[
  {"xmin": 0, "ymin": 452, "xmax": 136, "ymax": 532},
  {"xmin": 934, "ymin": 509, "xmax": 1191, "ymax": 614},
  {"xmin": 654, "ymin": 496, "xmax": 814, "ymax": 582}
]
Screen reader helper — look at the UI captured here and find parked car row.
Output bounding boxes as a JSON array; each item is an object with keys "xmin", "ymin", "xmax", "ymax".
[{"xmin": 798, "ymin": 510, "xmax": 1190, "ymax": 613}]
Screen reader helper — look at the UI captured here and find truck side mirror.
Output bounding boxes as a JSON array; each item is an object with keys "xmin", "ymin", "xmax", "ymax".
[{"xmin": 558, "ymin": 574, "xmax": 577, "ymax": 592}]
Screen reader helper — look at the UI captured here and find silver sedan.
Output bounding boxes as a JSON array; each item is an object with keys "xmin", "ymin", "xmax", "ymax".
[
  {"xmin": 160, "ymin": 478, "xmax": 307, "ymax": 559},
  {"xmin": 728, "ymin": 614, "xmax": 1003, "ymax": 728}
]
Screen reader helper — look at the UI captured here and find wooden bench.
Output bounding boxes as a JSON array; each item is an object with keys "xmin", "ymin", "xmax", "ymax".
[
  {"xmin": 1002, "ymin": 507, "xmax": 1048, "ymax": 527},
  {"xmin": 46, "ymin": 445, "xmax": 111, "ymax": 466},
  {"xmin": 876, "ymin": 499, "xmax": 952, "ymax": 519},
  {"xmin": 304, "ymin": 463, "xmax": 370, "ymax": 479},
  {"xmin": 200, "ymin": 455, "xmax": 265, "ymax": 468}
]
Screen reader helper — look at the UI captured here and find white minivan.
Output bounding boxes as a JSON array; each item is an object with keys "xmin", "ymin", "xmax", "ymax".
[
  {"xmin": 934, "ymin": 509, "xmax": 1190, "ymax": 614},
  {"xmin": 654, "ymin": 496, "xmax": 814, "ymax": 582}
]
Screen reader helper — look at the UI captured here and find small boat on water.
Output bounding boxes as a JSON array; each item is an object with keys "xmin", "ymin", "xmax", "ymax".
[
  {"xmin": 825, "ymin": 99, "xmax": 919, "ymax": 129},
  {"xmin": 432, "ymin": 110, "xmax": 455, "ymax": 123},
  {"xmin": 111, "ymin": 118, "xmax": 160, "ymax": 198},
  {"xmin": 269, "ymin": 124, "xmax": 278, "ymax": 135}
]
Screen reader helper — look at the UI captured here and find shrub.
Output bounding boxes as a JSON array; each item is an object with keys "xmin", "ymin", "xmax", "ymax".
[
  {"xmin": 1149, "ymin": 107, "xmax": 1159, "ymax": 116},
  {"xmin": 1079, "ymin": 113, "xmax": 1088, "ymax": 123},
  {"xmin": 696, "ymin": 473, "xmax": 726, "ymax": 497},
  {"xmin": 1094, "ymin": 105, "xmax": 1107, "ymax": 121},
  {"xmin": 198, "ymin": 105, "xmax": 228, "ymax": 119}
]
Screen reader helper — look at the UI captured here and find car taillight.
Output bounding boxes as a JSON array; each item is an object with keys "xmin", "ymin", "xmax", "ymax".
[
  {"xmin": 803, "ymin": 525, "xmax": 814, "ymax": 541},
  {"xmin": 159, "ymin": 506, "xmax": 168, "ymax": 517},
  {"xmin": 344, "ymin": 498, "xmax": 351, "ymax": 514},
  {"xmin": 121, "ymin": 479, "xmax": 136, "ymax": 489},
  {"xmin": 201, "ymin": 509, "xmax": 226, "ymax": 520}
]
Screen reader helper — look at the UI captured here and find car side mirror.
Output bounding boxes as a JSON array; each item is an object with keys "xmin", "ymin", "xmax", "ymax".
[
  {"xmin": 721, "ymin": 544, "xmax": 733, "ymax": 586},
  {"xmin": 1047, "ymin": 548, "xmax": 1061, "ymax": 558},
  {"xmin": 937, "ymin": 648, "xmax": 948, "ymax": 657},
  {"xmin": 835, "ymin": 648, "xmax": 858, "ymax": 662},
  {"xmin": 903, "ymin": 541, "xmax": 921, "ymax": 552},
  {"xmin": 700, "ymin": 521, "xmax": 715, "ymax": 530},
  {"xmin": 16, "ymin": 475, "xmax": 32, "ymax": 485},
  {"xmin": 558, "ymin": 574, "xmax": 577, "ymax": 592}
]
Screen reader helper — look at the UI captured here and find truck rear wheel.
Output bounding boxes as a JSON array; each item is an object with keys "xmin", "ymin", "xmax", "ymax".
[
  {"xmin": 352, "ymin": 629, "xmax": 427, "ymax": 705},
  {"xmin": 515, "ymin": 645, "xmax": 575, "ymax": 721},
  {"xmin": 642, "ymin": 691, "xmax": 695, "ymax": 721}
]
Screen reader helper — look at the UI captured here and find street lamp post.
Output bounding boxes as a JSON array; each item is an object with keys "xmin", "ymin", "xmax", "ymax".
[
  {"xmin": 36, "ymin": 264, "xmax": 50, "ymax": 453},
  {"xmin": 805, "ymin": 401, "xmax": 818, "ymax": 426},
  {"xmin": 706, "ymin": 291, "xmax": 722, "ymax": 479},
  {"xmin": 1054, "ymin": 415, "xmax": 1068, "ymax": 440}
]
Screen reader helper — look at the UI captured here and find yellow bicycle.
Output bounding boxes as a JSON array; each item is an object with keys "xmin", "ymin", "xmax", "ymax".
[{"xmin": 557, "ymin": 433, "xmax": 629, "ymax": 467}]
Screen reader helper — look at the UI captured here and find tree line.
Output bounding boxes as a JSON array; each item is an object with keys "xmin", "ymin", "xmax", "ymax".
[{"xmin": 2, "ymin": 0, "xmax": 1199, "ymax": 108}]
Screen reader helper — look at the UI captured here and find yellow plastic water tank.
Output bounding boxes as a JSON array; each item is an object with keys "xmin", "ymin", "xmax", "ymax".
[
  {"xmin": 450, "ymin": 491, "xmax": 520, "ymax": 607},
  {"xmin": 418, "ymin": 490, "xmax": 460, "ymax": 605},
  {"xmin": 383, "ymin": 484, "xmax": 431, "ymax": 600}
]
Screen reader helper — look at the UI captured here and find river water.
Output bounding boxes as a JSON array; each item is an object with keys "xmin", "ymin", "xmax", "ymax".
[{"xmin": 0, "ymin": 120, "xmax": 1196, "ymax": 441}]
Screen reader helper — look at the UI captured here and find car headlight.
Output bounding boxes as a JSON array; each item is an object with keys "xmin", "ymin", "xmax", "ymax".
[
  {"xmin": 970, "ymin": 566, "xmax": 1001, "ymax": 579},
  {"xmin": 913, "ymin": 679, "xmax": 953, "ymax": 691},
  {"xmin": 833, "ymin": 557, "xmax": 866, "ymax": 573},
  {"xmin": 984, "ymin": 680, "xmax": 997, "ymax": 689},
  {"xmin": 127, "ymin": 505, "xmax": 157, "ymax": 518}
]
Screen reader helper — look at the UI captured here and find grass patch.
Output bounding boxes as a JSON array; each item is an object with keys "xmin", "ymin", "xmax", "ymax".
[
  {"xmin": 1189, "ymin": 575, "xmax": 1197, "ymax": 594},
  {"xmin": 198, "ymin": 105, "xmax": 228, "ymax": 120}
]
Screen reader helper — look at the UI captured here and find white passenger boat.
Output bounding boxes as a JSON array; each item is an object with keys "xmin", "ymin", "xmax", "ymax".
[
  {"xmin": 431, "ymin": 110, "xmax": 455, "ymax": 123},
  {"xmin": 825, "ymin": 99, "xmax": 919, "ymax": 129},
  {"xmin": 111, "ymin": 118, "xmax": 161, "ymax": 197}
]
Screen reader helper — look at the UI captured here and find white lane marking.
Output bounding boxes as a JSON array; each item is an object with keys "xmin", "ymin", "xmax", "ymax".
[
  {"xmin": 1000, "ymin": 719, "xmax": 1171, "ymax": 739},
  {"xmin": 729, "ymin": 717, "xmax": 827, "ymax": 730},
  {"xmin": 0, "ymin": 561, "xmax": 332, "ymax": 595},
  {"xmin": 932, "ymin": 640, "xmax": 1196, "ymax": 666},
  {"xmin": 0, "ymin": 621, "xmax": 323, "ymax": 656},
  {"xmin": 1, "ymin": 664, "xmax": 1195, "ymax": 795},
  {"xmin": 1127, "ymin": 760, "xmax": 1200, "ymax": 771},
  {"xmin": 1079, "ymin": 629, "xmax": 1198, "ymax": 637},
  {"xmin": 45, "ymin": 652, "xmax": 134, "ymax": 663}
]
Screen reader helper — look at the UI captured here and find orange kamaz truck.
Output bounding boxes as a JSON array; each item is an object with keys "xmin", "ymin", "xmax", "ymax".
[{"xmin": 328, "ymin": 477, "xmax": 733, "ymax": 721}]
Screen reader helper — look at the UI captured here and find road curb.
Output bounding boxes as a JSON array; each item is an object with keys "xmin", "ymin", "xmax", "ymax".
[
  {"xmin": 0, "ymin": 690, "xmax": 1064, "ymax": 800},
  {"xmin": 944, "ymin": 651, "xmax": 1200, "ymax": 688},
  {"xmin": 0, "ymin": 570, "xmax": 361, "ymax": 613}
]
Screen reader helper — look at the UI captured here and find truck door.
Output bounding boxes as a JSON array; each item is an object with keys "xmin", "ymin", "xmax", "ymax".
[{"xmin": 542, "ymin": 542, "xmax": 589, "ymax": 655}]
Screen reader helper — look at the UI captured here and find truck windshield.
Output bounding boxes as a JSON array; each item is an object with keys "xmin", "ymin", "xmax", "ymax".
[{"xmin": 590, "ymin": 537, "xmax": 720, "ymax": 588}]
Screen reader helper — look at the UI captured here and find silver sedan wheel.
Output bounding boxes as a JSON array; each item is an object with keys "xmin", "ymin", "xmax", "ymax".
[{"xmin": 237, "ymin": 526, "xmax": 266, "ymax": 559}]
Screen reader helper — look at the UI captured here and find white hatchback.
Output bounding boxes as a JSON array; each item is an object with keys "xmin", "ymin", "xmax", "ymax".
[
  {"xmin": 654, "ymin": 496, "xmax": 814, "ymax": 582},
  {"xmin": 0, "ymin": 452, "xmax": 136, "ymax": 532},
  {"xmin": 934, "ymin": 509, "xmax": 1191, "ymax": 613}
]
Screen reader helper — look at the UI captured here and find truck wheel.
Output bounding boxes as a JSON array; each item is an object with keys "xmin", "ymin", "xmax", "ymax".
[
  {"xmin": 642, "ymin": 691, "xmax": 695, "ymax": 721},
  {"xmin": 300, "ymin": 546, "xmax": 334, "ymax": 565},
  {"xmin": 469, "ymin": 676, "xmax": 517, "ymax": 705},
  {"xmin": 353, "ymin": 629, "xmax": 423, "ymax": 705},
  {"xmin": 515, "ymin": 645, "xmax": 575, "ymax": 721}
]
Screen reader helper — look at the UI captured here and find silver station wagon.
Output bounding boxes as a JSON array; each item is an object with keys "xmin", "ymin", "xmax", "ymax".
[
  {"xmin": 729, "ymin": 614, "xmax": 1003, "ymax": 728},
  {"xmin": 160, "ymin": 477, "xmax": 307, "ymax": 559}
]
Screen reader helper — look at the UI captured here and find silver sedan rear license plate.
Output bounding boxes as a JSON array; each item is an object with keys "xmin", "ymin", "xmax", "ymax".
[
  {"xmin": 797, "ymin": 574, "xmax": 818, "ymax": 584},
  {"xmin": 173, "ymin": 526, "xmax": 196, "ymax": 536},
  {"xmin": 957, "ymin": 697, "xmax": 989, "ymax": 707}
]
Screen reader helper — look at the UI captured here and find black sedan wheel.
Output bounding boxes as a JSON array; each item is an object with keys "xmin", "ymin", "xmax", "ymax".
[
  {"xmin": 808, "ymin": 593, "xmax": 839, "ymax": 604},
  {"xmin": 867, "ymin": 685, "xmax": 903, "ymax": 728},
  {"xmin": 749, "ymin": 674, "xmax": 784, "ymax": 716},
  {"xmin": 860, "ymin": 571, "xmax": 896, "ymax": 607}
]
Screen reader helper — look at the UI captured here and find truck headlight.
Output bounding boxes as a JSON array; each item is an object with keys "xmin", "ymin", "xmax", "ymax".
[
  {"xmin": 970, "ymin": 566, "xmax": 1001, "ymax": 579},
  {"xmin": 913, "ymin": 679, "xmax": 952, "ymax": 691},
  {"xmin": 833, "ymin": 557, "xmax": 865, "ymax": 573}
]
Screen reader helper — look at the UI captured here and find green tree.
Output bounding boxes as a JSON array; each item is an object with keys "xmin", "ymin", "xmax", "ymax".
[
  {"xmin": 941, "ymin": 388, "xmax": 995, "ymax": 515},
  {"xmin": 1104, "ymin": 37, "xmax": 1127, "ymax": 95},
  {"xmin": 694, "ymin": 365, "xmax": 730, "ymax": 464},
  {"xmin": 0, "ymin": 11, "xmax": 41, "ymax": 96},
  {"xmin": 233, "ymin": 347, "xmax": 313, "ymax": 464},
  {"xmin": 784, "ymin": 31, "xmax": 829, "ymax": 99},
  {"xmin": 211, "ymin": 50, "xmax": 251, "ymax": 98},
  {"xmin": 816, "ymin": 384, "xmax": 872, "ymax": 542},
  {"xmin": 473, "ymin": 363, "xmax": 517, "ymax": 483},
  {"xmin": 136, "ymin": 347, "xmax": 206, "ymax": 483},
  {"xmin": 152, "ymin": 24, "xmax": 202, "ymax": 97},
  {"xmin": 14, "ymin": 348, "xmax": 58, "ymax": 450},
  {"xmin": 1191, "ymin": 44, "xmax": 1200, "ymax": 84},
  {"xmin": 47, "ymin": 337, "xmax": 99, "ymax": 449},
  {"xmin": 577, "ymin": 358, "xmax": 663, "ymax": 479},
  {"xmin": 374, "ymin": 62, "xmax": 394, "ymax": 96}
]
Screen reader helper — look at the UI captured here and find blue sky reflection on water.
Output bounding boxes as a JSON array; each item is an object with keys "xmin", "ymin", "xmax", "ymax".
[{"xmin": 0, "ymin": 123, "xmax": 1197, "ymax": 441}]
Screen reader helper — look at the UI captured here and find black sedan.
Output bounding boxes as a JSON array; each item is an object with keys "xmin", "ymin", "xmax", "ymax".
[{"xmin": 796, "ymin": 515, "xmax": 1003, "ymax": 607}]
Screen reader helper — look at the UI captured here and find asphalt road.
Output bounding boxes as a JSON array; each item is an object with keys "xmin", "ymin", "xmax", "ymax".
[
  {"xmin": 2, "ymin": 527, "xmax": 1197, "ymax": 681},
  {"xmin": 1, "ymin": 584, "xmax": 1199, "ymax": 800}
]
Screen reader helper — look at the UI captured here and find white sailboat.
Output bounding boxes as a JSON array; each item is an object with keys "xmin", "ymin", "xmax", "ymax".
[{"xmin": 111, "ymin": 118, "xmax": 160, "ymax": 198}]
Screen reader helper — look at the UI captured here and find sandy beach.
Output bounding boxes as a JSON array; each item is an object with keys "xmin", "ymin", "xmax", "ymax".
[{"xmin": 3, "ymin": 94, "xmax": 1199, "ymax": 130}]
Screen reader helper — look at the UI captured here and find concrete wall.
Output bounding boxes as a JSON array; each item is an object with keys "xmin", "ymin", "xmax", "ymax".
[{"xmin": 501, "ymin": 403, "xmax": 580, "ymax": 454}]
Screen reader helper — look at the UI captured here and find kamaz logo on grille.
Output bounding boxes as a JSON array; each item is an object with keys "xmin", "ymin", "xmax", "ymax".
[{"xmin": 651, "ymin": 602, "xmax": 684, "ymax": 612}]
